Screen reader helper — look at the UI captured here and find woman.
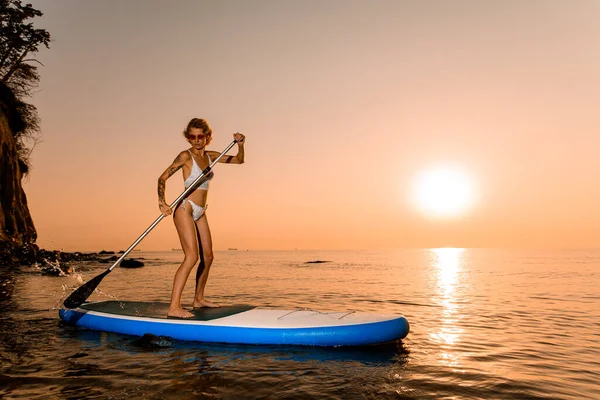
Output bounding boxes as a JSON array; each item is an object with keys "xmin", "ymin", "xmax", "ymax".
[{"xmin": 157, "ymin": 118, "xmax": 245, "ymax": 318}]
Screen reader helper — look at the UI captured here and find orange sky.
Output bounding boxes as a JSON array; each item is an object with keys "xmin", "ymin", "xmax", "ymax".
[{"xmin": 23, "ymin": 0, "xmax": 600, "ymax": 251}]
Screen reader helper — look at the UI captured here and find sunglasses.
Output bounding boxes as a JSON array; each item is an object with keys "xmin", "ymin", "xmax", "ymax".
[{"xmin": 189, "ymin": 133, "xmax": 207, "ymax": 141}]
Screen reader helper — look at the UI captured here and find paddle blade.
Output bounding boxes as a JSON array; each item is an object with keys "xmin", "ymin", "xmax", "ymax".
[{"xmin": 63, "ymin": 269, "xmax": 111, "ymax": 309}]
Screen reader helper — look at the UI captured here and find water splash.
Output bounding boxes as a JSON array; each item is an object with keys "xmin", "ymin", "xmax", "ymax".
[{"xmin": 51, "ymin": 269, "xmax": 119, "ymax": 310}]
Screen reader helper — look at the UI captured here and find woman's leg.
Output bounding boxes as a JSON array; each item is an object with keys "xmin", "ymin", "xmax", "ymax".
[
  {"xmin": 193, "ymin": 214, "xmax": 218, "ymax": 308},
  {"xmin": 168, "ymin": 203, "xmax": 200, "ymax": 317}
]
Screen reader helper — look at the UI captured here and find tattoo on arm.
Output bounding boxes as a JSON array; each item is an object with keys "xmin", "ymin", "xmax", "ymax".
[
  {"xmin": 158, "ymin": 153, "xmax": 186, "ymax": 203},
  {"xmin": 167, "ymin": 165, "xmax": 180, "ymax": 178},
  {"xmin": 158, "ymin": 154, "xmax": 184, "ymax": 202},
  {"xmin": 158, "ymin": 181, "xmax": 166, "ymax": 203}
]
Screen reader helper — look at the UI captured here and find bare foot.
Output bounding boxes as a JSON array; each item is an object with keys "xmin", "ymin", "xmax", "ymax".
[
  {"xmin": 193, "ymin": 299, "xmax": 221, "ymax": 309},
  {"xmin": 167, "ymin": 306, "xmax": 194, "ymax": 318}
]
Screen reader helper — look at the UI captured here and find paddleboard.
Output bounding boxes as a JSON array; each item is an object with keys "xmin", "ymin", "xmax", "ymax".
[{"xmin": 59, "ymin": 301, "xmax": 409, "ymax": 346}]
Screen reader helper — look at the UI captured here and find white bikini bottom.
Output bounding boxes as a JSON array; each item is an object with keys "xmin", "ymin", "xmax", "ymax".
[{"xmin": 180, "ymin": 199, "xmax": 207, "ymax": 221}]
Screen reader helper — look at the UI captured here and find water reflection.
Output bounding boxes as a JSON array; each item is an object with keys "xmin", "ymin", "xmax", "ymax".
[
  {"xmin": 434, "ymin": 248, "xmax": 461, "ymax": 301},
  {"xmin": 65, "ymin": 328, "xmax": 408, "ymax": 367},
  {"xmin": 430, "ymin": 248, "xmax": 465, "ymax": 367}
]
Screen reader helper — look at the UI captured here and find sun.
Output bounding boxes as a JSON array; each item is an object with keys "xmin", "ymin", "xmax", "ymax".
[{"xmin": 411, "ymin": 166, "xmax": 476, "ymax": 218}]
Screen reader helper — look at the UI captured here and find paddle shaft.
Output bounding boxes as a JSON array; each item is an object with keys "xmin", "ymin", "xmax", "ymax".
[{"xmin": 106, "ymin": 139, "xmax": 239, "ymax": 272}]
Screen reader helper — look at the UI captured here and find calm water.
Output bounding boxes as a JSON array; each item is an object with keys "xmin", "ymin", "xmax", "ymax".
[{"xmin": 1, "ymin": 248, "xmax": 599, "ymax": 399}]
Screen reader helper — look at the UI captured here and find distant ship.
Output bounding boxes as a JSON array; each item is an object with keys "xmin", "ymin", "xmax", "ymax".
[
  {"xmin": 228, "ymin": 248, "xmax": 238, "ymax": 251},
  {"xmin": 171, "ymin": 248, "xmax": 182, "ymax": 251}
]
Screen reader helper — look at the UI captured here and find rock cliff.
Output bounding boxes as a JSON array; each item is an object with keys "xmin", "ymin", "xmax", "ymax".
[{"xmin": 0, "ymin": 82, "xmax": 37, "ymax": 247}]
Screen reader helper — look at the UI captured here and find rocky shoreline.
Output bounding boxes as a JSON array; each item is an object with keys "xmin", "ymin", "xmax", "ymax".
[{"xmin": 0, "ymin": 242, "xmax": 143, "ymax": 276}]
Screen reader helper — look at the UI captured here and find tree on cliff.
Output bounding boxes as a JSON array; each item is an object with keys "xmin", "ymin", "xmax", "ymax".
[{"xmin": 0, "ymin": 0, "xmax": 50, "ymax": 173}]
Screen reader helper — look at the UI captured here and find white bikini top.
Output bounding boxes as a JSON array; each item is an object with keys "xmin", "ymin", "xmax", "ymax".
[{"xmin": 184, "ymin": 150, "xmax": 214, "ymax": 190}]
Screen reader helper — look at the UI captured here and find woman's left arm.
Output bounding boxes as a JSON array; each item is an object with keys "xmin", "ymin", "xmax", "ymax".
[{"xmin": 210, "ymin": 133, "xmax": 245, "ymax": 164}]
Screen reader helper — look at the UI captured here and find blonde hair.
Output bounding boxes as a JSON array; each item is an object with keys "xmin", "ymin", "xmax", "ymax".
[{"xmin": 183, "ymin": 118, "xmax": 212, "ymax": 145}]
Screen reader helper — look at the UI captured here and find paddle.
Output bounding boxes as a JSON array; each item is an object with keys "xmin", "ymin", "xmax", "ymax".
[{"xmin": 63, "ymin": 139, "xmax": 240, "ymax": 309}]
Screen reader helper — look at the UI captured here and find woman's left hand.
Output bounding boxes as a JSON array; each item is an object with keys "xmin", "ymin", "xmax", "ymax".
[{"xmin": 234, "ymin": 132, "xmax": 245, "ymax": 143}]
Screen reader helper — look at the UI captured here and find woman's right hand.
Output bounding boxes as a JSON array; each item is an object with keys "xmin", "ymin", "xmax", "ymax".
[{"xmin": 159, "ymin": 201, "xmax": 172, "ymax": 217}]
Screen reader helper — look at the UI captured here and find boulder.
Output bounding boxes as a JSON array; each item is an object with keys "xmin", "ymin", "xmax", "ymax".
[{"xmin": 120, "ymin": 259, "xmax": 144, "ymax": 268}]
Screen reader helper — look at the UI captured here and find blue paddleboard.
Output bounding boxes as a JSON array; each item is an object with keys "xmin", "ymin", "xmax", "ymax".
[{"xmin": 59, "ymin": 301, "xmax": 409, "ymax": 346}]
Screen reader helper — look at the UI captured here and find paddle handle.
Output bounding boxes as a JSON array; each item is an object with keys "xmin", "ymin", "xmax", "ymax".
[{"xmin": 107, "ymin": 140, "xmax": 239, "ymax": 271}]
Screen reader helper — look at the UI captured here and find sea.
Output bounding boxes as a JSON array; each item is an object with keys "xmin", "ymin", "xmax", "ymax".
[{"xmin": 0, "ymin": 248, "xmax": 598, "ymax": 399}]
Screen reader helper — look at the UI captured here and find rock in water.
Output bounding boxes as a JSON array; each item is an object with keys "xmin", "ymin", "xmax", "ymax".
[
  {"xmin": 120, "ymin": 259, "xmax": 144, "ymax": 268},
  {"xmin": 132, "ymin": 333, "xmax": 173, "ymax": 348}
]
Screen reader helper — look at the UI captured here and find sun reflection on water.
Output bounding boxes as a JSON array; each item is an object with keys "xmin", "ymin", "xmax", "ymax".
[
  {"xmin": 434, "ymin": 248, "xmax": 462, "ymax": 292},
  {"xmin": 430, "ymin": 248, "xmax": 465, "ymax": 367}
]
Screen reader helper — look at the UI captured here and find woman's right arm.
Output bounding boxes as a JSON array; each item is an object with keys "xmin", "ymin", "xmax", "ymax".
[{"xmin": 157, "ymin": 151, "xmax": 187, "ymax": 216}]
